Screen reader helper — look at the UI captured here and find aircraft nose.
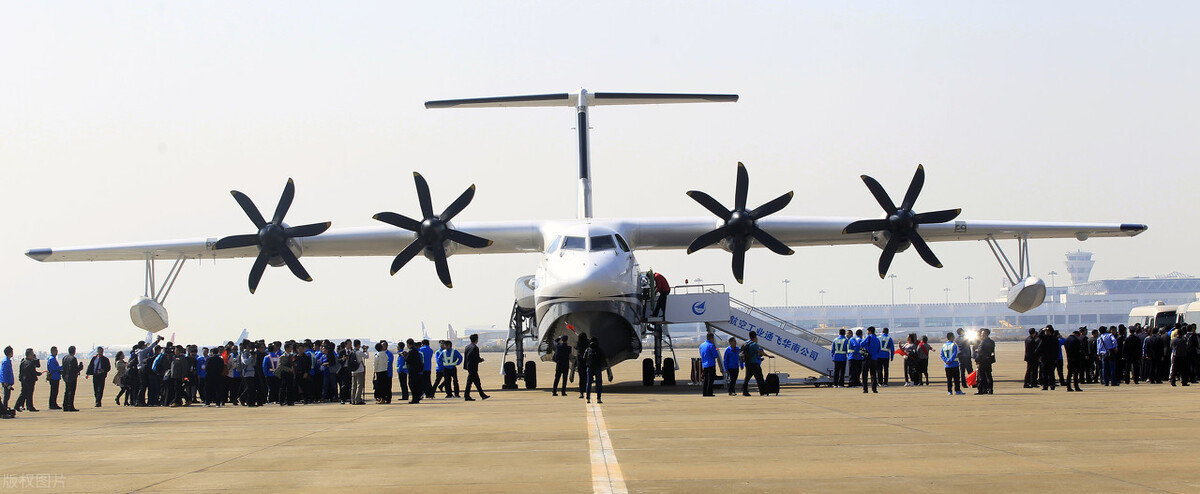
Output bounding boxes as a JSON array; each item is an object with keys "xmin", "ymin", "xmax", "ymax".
[{"xmin": 548, "ymin": 251, "xmax": 632, "ymax": 296}]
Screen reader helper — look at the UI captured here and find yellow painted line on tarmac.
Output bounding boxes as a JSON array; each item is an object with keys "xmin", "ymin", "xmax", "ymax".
[{"xmin": 586, "ymin": 402, "xmax": 628, "ymax": 494}]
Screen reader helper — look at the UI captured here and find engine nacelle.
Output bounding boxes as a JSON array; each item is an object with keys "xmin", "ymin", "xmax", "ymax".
[
  {"xmin": 514, "ymin": 275, "xmax": 537, "ymax": 310},
  {"xmin": 1007, "ymin": 276, "xmax": 1046, "ymax": 313},
  {"xmin": 422, "ymin": 239, "xmax": 459, "ymax": 261},
  {"xmin": 267, "ymin": 239, "xmax": 303, "ymax": 268},
  {"xmin": 130, "ymin": 296, "xmax": 169, "ymax": 332},
  {"xmin": 870, "ymin": 231, "xmax": 911, "ymax": 253}
]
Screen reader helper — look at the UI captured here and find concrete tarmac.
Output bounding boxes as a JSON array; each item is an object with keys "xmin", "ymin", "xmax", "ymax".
[{"xmin": 1, "ymin": 342, "xmax": 1197, "ymax": 493}]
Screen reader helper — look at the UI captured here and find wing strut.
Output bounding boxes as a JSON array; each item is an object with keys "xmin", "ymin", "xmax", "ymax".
[
  {"xmin": 985, "ymin": 234, "xmax": 1031, "ymax": 286},
  {"xmin": 145, "ymin": 254, "xmax": 187, "ymax": 305}
]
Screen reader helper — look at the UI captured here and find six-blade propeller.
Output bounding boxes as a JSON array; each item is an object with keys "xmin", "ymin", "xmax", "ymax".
[
  {"xmin": 213, "ymin": 178, "xmax": 331, "ymax": 294},
  {"xmin": 685, "ymin": 162, "xmax": 794, "ymax": 284},
  {"xmin": 842, "ymin": 164, "xmax": 962, "ymax": 278},
  {"xmin": 373, "ymin": 172, "xmax": 493, "ymax": 288}
]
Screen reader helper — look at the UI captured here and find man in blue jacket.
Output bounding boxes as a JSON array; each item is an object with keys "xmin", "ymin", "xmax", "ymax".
[
  {"xmin": 830, "ymin": 330, "xmax": 848, "ymax": 388},
  {"xmin": 847, "ymin": 330, "xmax": 864, "ymax": 388},
  {"xmin": 46, "ymin": 346, "xmax": 61, "ymax": 410},
  {"xmin": 698, "ymin": 333, "xmax": 721, "ymax": 397},
  {"xmin": 394, "ymin": 342, "xmax": 408, "ymax": 402},
  {"xmin": 419, "ymin": 340, "xmax": 435, "ymax": 399},
  {"xmin": 941, "ymin": 332, "xmax": 964, "ymax": 395},
  {"xmin": 860, "ymin": 327, "xmax": 881, "ymax": 394},
  {"xmin": 877, "ymin": 328, "xmax": 895, "ymax": 386},
  {"xmin": 440, "ymin": 341, "xmax": 462, "ymax": 398},
  {"xmin": 723, "ymin": 337, "xmax": 743, "ymax": 396},
  {"xmin": 1, "ymin": 346, "xmax": 14, "ymax": 416}
]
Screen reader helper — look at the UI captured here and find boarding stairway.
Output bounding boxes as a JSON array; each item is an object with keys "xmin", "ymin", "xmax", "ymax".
[{"xmin": 659, "ymin": 285, "xmax": 834, "ymax": 385}]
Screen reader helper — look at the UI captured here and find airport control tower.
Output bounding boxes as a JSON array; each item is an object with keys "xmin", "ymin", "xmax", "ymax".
[{"xmin": 1065, "ymin": 250, "xmax": 1096, "ymax": 285}]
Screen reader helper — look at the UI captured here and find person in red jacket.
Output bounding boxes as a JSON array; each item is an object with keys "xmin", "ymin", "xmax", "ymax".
[{"xmin": 651, "ymin": 272, "xmax": 670, "ymax": 317}]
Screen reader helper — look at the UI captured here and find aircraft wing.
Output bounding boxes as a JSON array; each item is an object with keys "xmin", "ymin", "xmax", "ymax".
[
  {"xmin": 27, "ymin": 216, "xmax": 1147, "ymax": 262},
  {"xmin": 25, "ymin": 221, "xmax": 546, "ymax": 263},
  {"xmin": 612, "ymin": 217, "xmax": 1147, "ymax": 251}
]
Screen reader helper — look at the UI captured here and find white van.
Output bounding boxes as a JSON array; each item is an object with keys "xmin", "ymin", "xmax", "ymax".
[
  {"xmin": 1128, "ymin": 301, "xmax": 1180, "ymax": 329},
  {"xmin": 1174, "ymin": 301, "xmax": 1200, "ymax": 325}
]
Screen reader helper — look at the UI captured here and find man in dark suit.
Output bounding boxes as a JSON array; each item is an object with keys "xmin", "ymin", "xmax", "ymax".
[
  {"xmin": 275, "ymin": 342, "xmax": 294, "ymax": 406},
  {"xmin": 1039, "ymin": 327, "xmax": 1059, "ymax": 391},
  {"xmin": 1023, "ymin": 328, "xmax": 1039, "ymax": 388},
  {"xmin": 205, "ymin": 347, "xmax": 225, "ymax": 407},
  {"xmin": 60, "ymin": 346, "xmax": 81, "ymax": 412},
  {"xmin": 1170, "ymin": 328, "xmax": 1191, "ymax": 386},
  {"xmin": 85, "ymin": 347, "xmax": 112, "ymax": 407},
  {"xmin": 405, "ymin": 339, "xmax": 424, "ymax": 404},
  {"xmin": 463, "ymin": 334, "xmax": 489, "ymax": 401},
  {"xmin": 552, "ymin": 336, "xmax": 571, "ymax": 396},
  {"xmin": 974, "ymin": 328, "xmax": 996, "ymax": 394},
  {"xmin": 1064, "ymin": 329, "xmax": 1085, "ymax": 392},
  {"xmin": 1124, "ymin": 327, "xmax": 1143, "ymax": 384},
  {"xmin": 14, "ymin": 348, "xmax": 42, "ymax": 412},
  {"xmin": 294, "ymin": 344, "xmax": 312, "ymax": 404}
]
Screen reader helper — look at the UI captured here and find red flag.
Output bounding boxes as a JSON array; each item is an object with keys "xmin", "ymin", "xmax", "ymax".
[{"xmin": 966, "ymin": 370, "xmax": 978, "ymax": 387}]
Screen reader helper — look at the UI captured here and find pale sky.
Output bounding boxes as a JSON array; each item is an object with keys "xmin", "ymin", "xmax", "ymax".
[{"xmin": 2, "ymin": 2, "xmax": 1197, "ymax": 350}]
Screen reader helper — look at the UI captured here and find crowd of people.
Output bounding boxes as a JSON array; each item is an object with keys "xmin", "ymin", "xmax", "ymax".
[
  {"xmin": 826, "ymin": 326, "xmax": 996, "ymax": 394},
  {"xmin": 821, "ymin": 322, "xmax": 1199, "ymax": 395},
  {"xmin": 0, "ymin": 333, "xmax": 492, "ymax": 417},
  {"xmin": 1020, "ymin": 323, "xmax": 1200, "ymax": 389},
  {"xmin": 3, "ymin": 322, "xmax": 1194, "ymax": 418}
]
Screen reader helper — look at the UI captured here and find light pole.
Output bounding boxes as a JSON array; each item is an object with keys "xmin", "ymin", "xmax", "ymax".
[
  {"xmin": 965, "ymin": 275, "xmax": 974, "ymax": 303},
  {"xmin": 906, "ymin": 286, "xmax": 913, "ymax": 304},
  {"xmin": 888, "ymin": 274, "xmax": 897, "ymax": 329},
  {"xmin": 944, "ymin": 287, "xmax": 951, "ymax": 303},
  {"xmin": 782, "ymin": 279, "xmax": 791, "ymax": 306},
  {"xmin": 1048, "ymin": 270, "xmax": 1058, "ymax": 324},
  {"xmin": 819, "ymin": 290, "xmax": 826, "ymax": 306},
  {"xmin": 750, "ymin": 289, "xmax": 758, "ymax": 305}
]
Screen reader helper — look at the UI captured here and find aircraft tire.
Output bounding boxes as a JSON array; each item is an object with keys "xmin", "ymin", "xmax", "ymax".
[
  {"xmin": 642, "ymin": 358, "xmax": 654, "ymax": 386},
  {"xmin": 661, "ymin": 358, "xmax": 676, "ymax": 386},
  {"xmin": 524, "ymin": 361, "xmax": 537, "ymax": 389},
  {"xmin": 503, "ymin": 361, "xmax": 518, "ymax": 389}
]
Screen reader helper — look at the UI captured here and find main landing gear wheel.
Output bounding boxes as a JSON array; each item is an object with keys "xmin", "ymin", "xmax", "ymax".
[
  {"xmin": 642, "ymin": 358, "xmax": 655, "ymax": 386},
  {"xmin": 502, "ymin": 361, "xmax": 518, "ymax": 389},
  {"xmin": 661, "ymin": 358, "xmax": 676, "ymax": 386},
  {"xmin": 524, "ymin": 361, "xmax": 537, "ymax": 389}
]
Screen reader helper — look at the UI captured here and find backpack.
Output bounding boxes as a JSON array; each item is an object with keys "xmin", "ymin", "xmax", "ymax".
[
  {"xmin": 347, "ymin": 351, "xmax": 360, "ymax": 372},
  {"xmin": 741, "ymin": 342, "xmax": 758, "ymax": 363},
  {"xmin": 584, "ymin": 347, "xmax": 604, "ymax": 369},
  {"xmin": 152, "ymin": 354, "xmax": 167, "ymax": 374}
]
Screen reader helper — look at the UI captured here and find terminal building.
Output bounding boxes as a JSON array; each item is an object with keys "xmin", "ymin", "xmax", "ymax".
[{"xmin": 755, "ymin": 251, "xmax": 1200, "ymax": 339}]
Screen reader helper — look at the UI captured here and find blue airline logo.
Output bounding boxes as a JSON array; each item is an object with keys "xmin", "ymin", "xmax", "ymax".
[{"xmin": 692, "ymin": 301, "xmax": 706, "ymax": 315}]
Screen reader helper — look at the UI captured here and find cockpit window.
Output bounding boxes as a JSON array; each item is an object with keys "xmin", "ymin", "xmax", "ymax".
[
  {"xmin": 562, "ymin": 236, "xmax": 586, "ymax": 251},
  {"xmin": 547, "ymin": 236, "xmax": 562, "ymax": 254},
  {"xmin": 590, "ymin": 235, "xmax": 616, "ymax": 251},
  {"xmin": 614, "ymin": 234, "xmax": 631, "ymax": 252}
]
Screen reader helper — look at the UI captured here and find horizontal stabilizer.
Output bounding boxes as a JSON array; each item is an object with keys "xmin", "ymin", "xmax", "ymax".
[
  {"xmin": 425, "ymin": 90, "xmax": 738, "ymax": 109},
  {"xmin": 590, "ymin": 92, "xmax": 738, "ymax": 106},
  {"xmin": 425, "ymin": 93, "xmax": 571, "ymax": 109}
]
